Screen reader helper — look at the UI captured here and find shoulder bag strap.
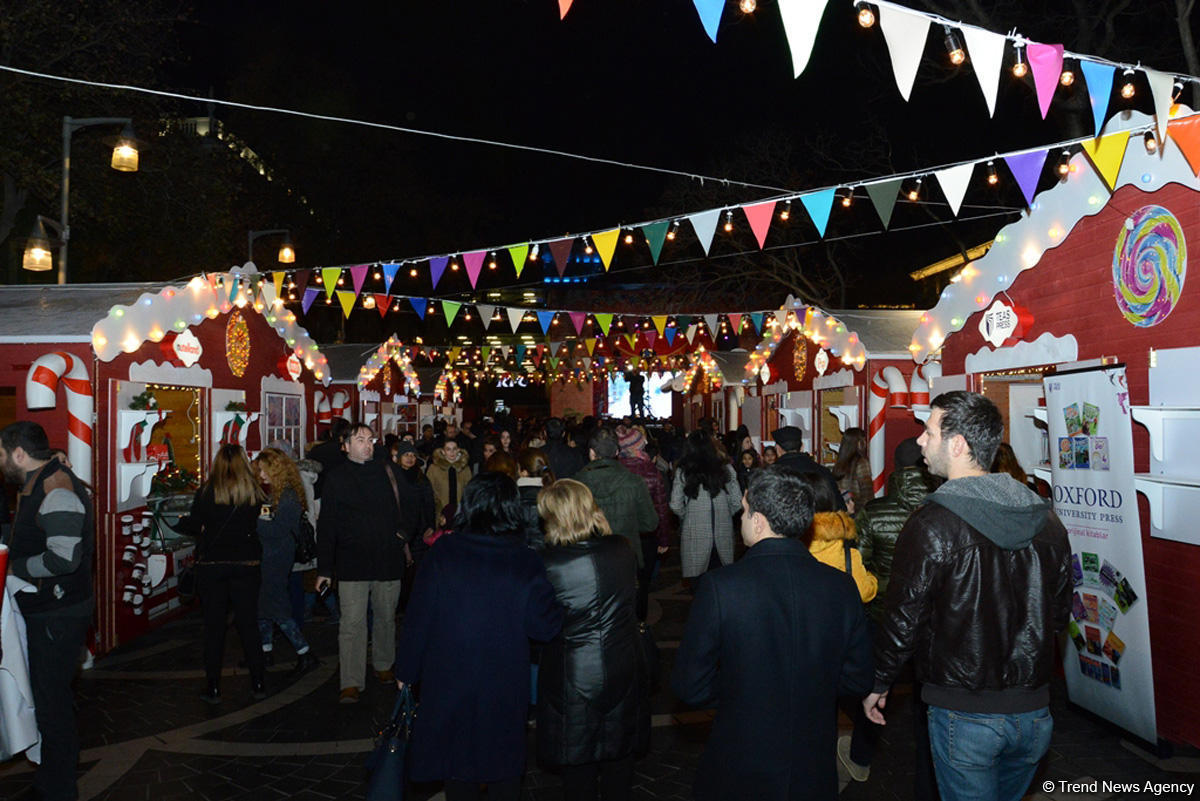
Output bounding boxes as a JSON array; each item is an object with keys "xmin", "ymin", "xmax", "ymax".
[
  {"xmin": 384, "ymin": 465, "xmax": 408, "ymax": 542},
  {"xmin": 844, "ymin": 539, "xmax": 853, "ymax": 575}
]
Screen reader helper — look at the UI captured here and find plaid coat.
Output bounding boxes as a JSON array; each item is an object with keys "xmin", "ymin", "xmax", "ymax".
[{"xmin": 670, "ymin": 465, "xmax": 741, "ymax": 578}]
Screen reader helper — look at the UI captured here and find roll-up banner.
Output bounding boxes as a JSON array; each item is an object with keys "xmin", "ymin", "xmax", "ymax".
[{"xmin": 1043, "ymin": 365, "xmax": 1156, "ymax": 744}]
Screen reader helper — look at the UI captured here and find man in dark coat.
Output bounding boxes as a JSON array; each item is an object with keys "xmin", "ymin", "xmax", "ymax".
[
  {"xmin": 772, "ymin": 425, "xmax": 845, "ymax": 510},
  {"xmin": 308, "ymin": 417, "xmax": 350, "ymax": 498},
  {"xmin": 543, "ymin": 417, "xmax": 584, "ymax": 480},
  {"xmin": 672, "ymin": 465, "xmax": 874, "ymax": 801}
]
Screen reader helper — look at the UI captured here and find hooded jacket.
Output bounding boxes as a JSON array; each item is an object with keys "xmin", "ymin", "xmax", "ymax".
[
  {"xmin": 808, "ymin": 511, "xmax": 877, "ymax": 603},
  {"xmin": 426, "ymin": 447, "xmax": 472, "ymax": 513},
  {"xmin": 854, "ymin": 466, "xmax": 936, "ymax": 619},
  {"xmin": 875, "ymin": 473, "xmax": 1072, "ymax": 714}
]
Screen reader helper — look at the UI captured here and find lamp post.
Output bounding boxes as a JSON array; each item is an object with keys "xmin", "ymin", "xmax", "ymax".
[
  {"xmin": 21, "ymin": 216, "xmax": 63, "ymax": 273},
  {"xmin": 247, "ymin": 229, "xmax": 296, "ymax": 265},
  {"xmin": 56, "ymin": 116, "xmax": 140, "ymax": 284}
]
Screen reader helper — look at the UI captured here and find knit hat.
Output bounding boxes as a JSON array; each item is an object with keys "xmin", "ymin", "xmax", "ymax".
[
  {"xmin": 617, "ymin": 425, "xmax": 647, "ymax": 456},
  {"xmin": 395, "ymin": 441, "xmax": 418, "ymax": 457},
  {"xmin": 894, "ymin": 437, "xmax": 923, "ymax": 468},
  {"xmin": 771, "ymin": 425, "xmax": 804, "ymax": 451}
]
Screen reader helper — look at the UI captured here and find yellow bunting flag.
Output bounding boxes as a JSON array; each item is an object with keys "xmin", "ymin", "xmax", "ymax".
[
  {"xmin": 1080, "ymin": 130, "xmax": 1131, "ymax": 191},
  {"xmin": 651, "ymin": 315, "xmax": 668, "ymax": 336},
  {"xmin": 449, "ymin": 347, "xmax": 462, "ymax": 362},
  {"xmin": 625, "ymin": 334, "xmax": 637, "ymax": 350},
  {"xmin": 509, "ymin": 244, "xmax": 530, "ymax": 278},
  {"xmin": 273, "ymin": 272, "xmax": 284, "ymax": 299},
  {"xmin": 321, "ymin": 268, "xmax": 341, "ymax": 299},
  {"xmin": 591, "ymin": 228, "xmax": 621, "ymax": 271},
  {"xmin": 586, "ymin": 339, "xmax": 597, "ymax": 355},
  {"xmin": 335, "ymin": 290, "xmax": 357, "ymax": 318}
]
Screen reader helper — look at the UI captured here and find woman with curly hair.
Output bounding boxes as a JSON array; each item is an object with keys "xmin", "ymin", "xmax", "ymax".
[{"xmin": 253, "ymin": 448, "xmax": 318, "ymax": 675}]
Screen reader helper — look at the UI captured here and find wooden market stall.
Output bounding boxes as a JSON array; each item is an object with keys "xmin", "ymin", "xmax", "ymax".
[{"xmin": 0, "ymin": 269, "xmax": 330, "ymax": 655}]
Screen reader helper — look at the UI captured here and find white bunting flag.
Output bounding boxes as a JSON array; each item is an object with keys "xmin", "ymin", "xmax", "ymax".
[
  {"xmin": 507, "ymin": 307, "xmax": 526, "ymax": 332},
  {"xmin": 934, "ymin": 162, "xmax": 976, "ymax": 216},
  {"xmin": 476, "ymin": 304, "xmax": 495, "ymax": 330},
  {"xmin": 962, "ymin": 26, "xmax": 1006, "ymax": 116},
  {"xmin": 778, "ymin": 0, "xmax": 830, "ymax": 78},
  {"xmin": 688, "ymin": 209, "xmax": 722, "ymax": 255},
  {"xmin": 879, "ymin": 5, "xmax": 931, "ymax": 101},
  {"xmin": 1145, "ymin": 68, "xmax": 1176, "ymax": 145}
]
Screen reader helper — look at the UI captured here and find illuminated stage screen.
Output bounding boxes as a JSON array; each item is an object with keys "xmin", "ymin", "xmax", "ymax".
[{"xmin": 607, "ymin": 373, "xmax": 674, "ymax": 418}]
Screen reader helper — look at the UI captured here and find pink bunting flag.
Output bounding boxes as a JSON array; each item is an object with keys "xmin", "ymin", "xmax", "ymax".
[
  {"xmin": 569, "ymin": 312, "xmax": 587, "ymax": 335},
  {"xmin": 743, "ymin": 200, "xmax": 776, "ymax": 249},
  {"xmin": 349, "ymin": 264, "xmax": 369, "ymax": 297},
  {"xmin": 644, "ymin": 330, "xmax": 657, "ymax": 349},
  {"xmin": 559, "ymin": 0, "xmax": 573, "ymax": 18},
  {"xmin": 1027, "ymin": 42, "xmax": 1064, "ymax": 120},
  {"xmin": 463, "ymin": 250, "xmax": 487, "ymax": 288},
  {"xmin": 727, "ymin": 313, "xmax": 742, "ymax": 334}
]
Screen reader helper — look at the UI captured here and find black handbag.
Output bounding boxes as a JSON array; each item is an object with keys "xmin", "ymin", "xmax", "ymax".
[
  {"xmin": 293, "ymin": 510, "xmax": 317, "ymax": 564},
  {"xmin": 365, "ymin": 685, "xmax": 415, "ymax": 801}
]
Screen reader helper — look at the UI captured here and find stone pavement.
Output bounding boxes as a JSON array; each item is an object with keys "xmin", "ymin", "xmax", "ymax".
[{"xmin": 2, "ymin": 557, "xmax": 1197, "ymax": 800}]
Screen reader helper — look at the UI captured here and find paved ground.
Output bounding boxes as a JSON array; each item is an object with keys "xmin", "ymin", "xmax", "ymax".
[{"xmin": 2, "ymin": 556, "xmax": 1197, "ymax": 800}]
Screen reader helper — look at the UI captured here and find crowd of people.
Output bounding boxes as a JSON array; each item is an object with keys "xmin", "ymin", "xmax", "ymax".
[{"xmin": 0, "ymin": 390, "xmax": 1071, "ymax": 801}]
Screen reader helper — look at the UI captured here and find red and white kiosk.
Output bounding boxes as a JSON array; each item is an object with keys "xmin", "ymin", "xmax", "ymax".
[{"xmin": 0, "ymin": 267, "xmax": 330, "ymax": 655}]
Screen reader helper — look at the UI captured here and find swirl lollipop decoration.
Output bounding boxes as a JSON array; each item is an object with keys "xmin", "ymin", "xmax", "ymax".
[{"xmin": 1112, "ymin": 205, "xmax": 1187, "ymax": 328}]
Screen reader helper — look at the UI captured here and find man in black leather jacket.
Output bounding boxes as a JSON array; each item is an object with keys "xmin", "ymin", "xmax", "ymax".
[{"xmin": 864, "ymin": 392, "xmax": 1071, "ymax": 801}]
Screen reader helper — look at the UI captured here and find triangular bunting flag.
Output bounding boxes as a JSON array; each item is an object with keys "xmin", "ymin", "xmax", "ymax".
[
  {"xmin": 1004, "ymin": 150, "xmax": 1049, "ymax": 206},
  {"xmin": 293, "ymin": 269, "xmax": 310, "ymax": 296},
  {"xmin": 409, "ymin": 297, "xmax": 427, "ymax": 320},
  {"xmin": 381, "ymin": 263, "xmax": 399, "ymax": 293},
  {"xmin": 594, "ymin": 313, "xmax": 613, "ymax": 335},
  {"xmin": 592, "ymin": 228, "xmax": 621, "ymax": 270},
  {"xmin": 693, "ymin": 0, "xmax": 723, "ymax": 42},
  {"xmin": 481, "ymin": 346, "xmax": 491, "ymax": 364},
  {"xmin": 509, "ymin": 244, "xmax": 530, "ymax": 278},
  {"xmin": 548, "ymin": 356, "xmax": 559, "ymax": 371},
  {"xmin": 321, "ymin": 268, "xmax": 341, "ymax": 299},
  {"xmin": 778, "ymin": 0, "xmax": 830, "ymax": 78},
  {"xmin": 688, "ymin": 209, "xmax": 722, "ymax": 255},
  {"xmin": 226, "ymin": 275, "xmax": 240, "ymax": 305},
  {"xmin": 349, "ymin": 264, "xmax": 369, "ymax": 297},
  {"xmin": 272, "ymin": 271, "xmax": 284, "ymax": 300},
  {"xmin": 259, "ymin": 277, "xmax": 276, "ymax": 308},
  {"xmin": 651, "ymin": 316, "xmax": 668, "ymax": 336},
  {"xmin": 1081, "ymin": 131, "xmax": 1131, "ymax": 192},
  {"xmin": 879, "ymin": 5, "xmax": 931, "ymax": 101},
  {"xmin": 516, "ymin": 345, "xmax": 526, "ymax": 364},
  {"xmin": 302, "ymin": 288, "xmax": 319, "ymax": 314},
  {"xmin": 934, "ymin": 163, "xmax": 975, "ymax": 216},
  {"xmin": 448, "ymin": 347, "xmax": 461, "ymax": 362},
  {"xmin": 373, "ymin": 294, "xmax": 391, "ymax": 319},
  {"xmin": 625, "ymin": 334, "xmax": 637, "ymax": 350},
  {"xmin": 538, "ymin": 311, "xmax": 556, "ymax": 334},
  {"xmin": 442, "ymin": 301, "xmax": 462, "ymax": 326},
  {"xmin": 336, "ymin": 290, "xmax": 357, "ymax": 318},
  {"xmin": 477, "ymin": 304, "xmax": 495, "ymax": 330},
  {"xmin": 569, "ymin": 312, "xmax": 587, "ymax": 335},
  {"xmin": 1168, "ymin": 116, "xmax": 1200, "ymax": 175},
  {"xmin": 641, "ymin": 221, "xmax": 670, "ymax": 264},
  {"xmin": 961, "ymin": 26, "xmax": 1006, "ymax": 117},
  {"xmin": 550, "ymin": 341, "xmax": 565, "ymax": 357},
  {"xmin": 586, "ymin": 339, "xmax": 597, "ymax": 356},
  {"xmin": 644, "ymin": 331, "xmax": 657, "ymax": 349},
  {"xmin": 728, "ymin": 313, "xmax": 742, "ymax": 333},
  {"xmin": 1080, "ymin": 60, "xmax": 1115, "ymax": 136},
  {"xmin": 1146, "ymin": 68, "xmax": 1176, "ymax": 145},
  {"xmin": 548, "ymin": 238, "xmax": 575, "ymax": 277},
  {"xmin": 559, "ymin": 0, "xmax": 573, "ymax": 19},
  {"xmin": 800, "ymin": 189, "xmax": 836, "ymax": 237},
  {"xmin": 665, "ymin": 325, "xmax": 677, "ymax": 346},
  {"xmin": 429, "ymin": 257, "xmax": 449, "ymax": 289},
  {"xmin": 704, "ymin": 314, "xmax": 718, "ymax": 334},
  {"xmin": 463, "ymin": 251, "xmax": 487, "ymax": 288},
  {"xmin": 1027, "ymin": 42, "xmax": 1064, "ymax": 119},
  {"xmin": 743, "ymin": 200, "xmax": 776, "ymax": 248},
  {"xmin": 865, "ymin": 180, "xmax": 903, "ymax": 228},
  {"xmin": 507, "ymin": 307, "xmax": 526, "ymax": 332},
  {"xmin": 750, "ymin": 312, "xmax": 765, "ymax": 333},
  {"xmin": 676, "ymin": 314, "xmax": 692, "ymax": 332},
  {"xmin": 686, "ymin": 324, "xmax": 698, "ymax": 344}
]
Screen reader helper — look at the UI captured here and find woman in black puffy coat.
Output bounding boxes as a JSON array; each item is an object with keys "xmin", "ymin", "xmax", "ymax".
[{"xmin": 536, "ymin": 479, "xmax": 650, "ymax": 801}]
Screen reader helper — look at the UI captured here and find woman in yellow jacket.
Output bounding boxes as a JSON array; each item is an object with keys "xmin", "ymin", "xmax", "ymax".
[{"xmin": 800, "ymin": 473, "xmax": 878, "ymax": 603}]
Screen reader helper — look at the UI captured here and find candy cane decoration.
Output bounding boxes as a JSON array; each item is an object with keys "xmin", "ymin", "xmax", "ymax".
[
  {"xmin": 867, "ymin": 367, "xmax": 909, "ymax": 496},
  {"xmin": 330, "ymin": 391, "xmax": 349, "ymax": 420},
  {"xmin": 26, "ymin": 352, "xmax": 93, "ymax": 484},
  {"xmin": 909, "ymin": 362, "xmax": 942, "ymax": 419}
]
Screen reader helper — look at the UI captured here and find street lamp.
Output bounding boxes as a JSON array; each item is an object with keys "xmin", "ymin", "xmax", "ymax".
[
  {"xmin": 58, "ymin": 116, "xmax": 140, "ymax": 284},
  {"xmin": 248, "ymin": 229, "xmax": 296, "ymax": 265},
  {"xmin": 22, "ymin": 216, "xmax": 62, "ymax": 272}
]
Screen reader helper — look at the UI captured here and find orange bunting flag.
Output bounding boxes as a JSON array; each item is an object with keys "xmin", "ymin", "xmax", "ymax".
[{"xmin": 1168, "ymin": 115, "xmax": 1200, "ymax": 175}]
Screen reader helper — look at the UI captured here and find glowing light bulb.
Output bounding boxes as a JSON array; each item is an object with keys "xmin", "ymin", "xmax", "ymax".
[
  {"xmin": 856, "ymin": 1, "xmax": 875, "ymax": 28},
  {"xmin": 1057, "ymin": 149, "xmax": 1071, "ymax": 176},
  {"xmin": 739, "ymin": 0, "xmax": 755, "ymax": 12},
  {"xmin": 987, "ymin": 160, "xmax": 999, "ymax": 185},
  {"xmin": 841, "ymin": 189, "xmax": 853, "ymax": 207},
  {"xmin": 1144, "ymin": 131, "xmax": 1159, "ymax": 153},
  {"xmin": 409, "ymin": 268, "xmax": 419, "ymax": 277},
  {"xmin": 1012, "ymin": 45, "xmax": 1028, "ymax": 78},
  {"xmin": 1060, "ymin": 68, "xmax": 1074, "ymax": 87},
  {"xmin": 623, "ymin": 232, "xmax": 634, "ymax": 244},
  {"xmin": 666, "ymin": 221, "xmax": 678, "ymax": 240},
  {"xmin": 723, "ymin": 211, "xmax": 734, "ymax": 232},
  {"xmin": 907, "ymin": 178, "xmax": 922, "ymax": 201},
  {"xmin": 780, "ymin": 201, "xmax": 791, "ymax": 221},
  {"xmin": 1121, "ymin": 69, "xmax": 1136, "ymax": 99}
]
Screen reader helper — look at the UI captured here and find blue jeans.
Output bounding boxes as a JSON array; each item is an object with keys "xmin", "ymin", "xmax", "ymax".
[{"xmin": 928, "ymin": 706, "xmax": 1053, "ymax": 801}]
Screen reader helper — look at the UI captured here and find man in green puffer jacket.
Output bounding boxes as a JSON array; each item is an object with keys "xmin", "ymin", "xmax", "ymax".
[{"xmin": 855, "ymin": 437, "xmax": 938, "ymax": 623}]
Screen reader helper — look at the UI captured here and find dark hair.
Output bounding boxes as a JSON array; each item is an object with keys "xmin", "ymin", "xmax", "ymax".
[
  {"xmin": 739, "ymin": 448, "xmax": 761, "ymax": 469},
  {"xmin": 328, "ymin": 417, "xmax": 352, "ymax": 444},
  {"xmin": 347, "ymin": 422, "xmax": 374, "ymax": 440},
  {"xmin": 0, "ymin": 421, "xmax": 53, "ymax": 460},
  {"xmin": 485, "ymin": 451, "xmax": 519, "ymax": 480},
  {"xmin": 518, "ymin": 448, "xmax": 556, "ymax": 487},
  {"xmin": 453, "ymin": 472, "xmax": 526, "ymax": 537},
  {"xmin": 588, "ymin": 427, "xmax": 619, "ymax": 460},
  {"xmin": 745, "ymin": 466, "xmax": 814, "ymax": 539},
  {"xmin": 798, "ymin": 472, "xmax": 839, "ymax": 514},
  {"xmin": 679, "ymin": 430, "xmax": 729, "ymax": 499},
  {"xmin": 544, "ymin": 417, "xmax": 565, "ymax": 439},
  {"xmin": 932, "ymin": 391, "xmax": 1003, "ymax": 470},
  {"xmin": 991, "ymin": 442, "xmax": 1027, "ymax": 484},
  {"xmin": 832, "ymin": 427, "xmax": 869, "ymax": 481}
]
